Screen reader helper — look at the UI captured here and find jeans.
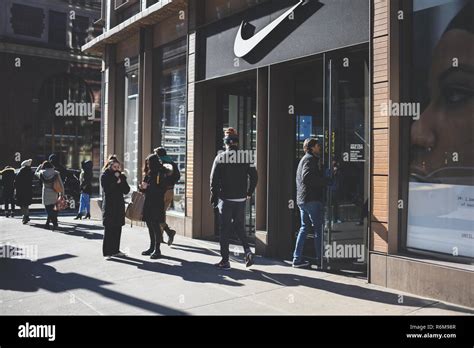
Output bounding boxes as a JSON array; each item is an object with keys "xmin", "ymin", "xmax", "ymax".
[
  {"xmin": 217, "ymin": 199, "xmax": 251, "ymax": 262},
  {"xmin": 78, "ymin": 193, "xmax": 91, "ymax": 215},
  {"xmin": 293, "ymin": 201, "xmax": 323, "ymax": 263},
  {"xmin": 45, "ymin": 204, "xmax": 58, "ymax": 226}
]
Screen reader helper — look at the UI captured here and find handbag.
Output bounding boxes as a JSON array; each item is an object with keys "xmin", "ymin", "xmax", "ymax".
[
  {"xmin": 54, "ymin": 195, "xmax": 68, "ymax": 211},
  {"xmin": 53, "ymin": 174, "xmax": 63, "ymax": 193},
  {"xmin": 125, "ymin": 191, "xmax": 145, "ymax": 225}
]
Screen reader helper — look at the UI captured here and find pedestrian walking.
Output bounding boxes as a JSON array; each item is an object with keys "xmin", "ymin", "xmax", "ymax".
[
  {"xmin": 210, "ymin": 128, "xmax": 258, "ymax": 270},
  {"xmin": 14, "ymin": 159, "xmax": 34, "ymax": 224},
  {"xmin": 293, "ymin": 138, "xmax": 329, "ymax": 268},
  {"xmin": 155, "ymin": 147, "xmax": 180, "ymax": 246},
  {"xmin": 75, "ymin": 160, "xmax": 93, "ymax": 220},
  {"xmin": 0, "ymin": 166, "xmax": 16, "ymax": 217},
  {"xmin": 140, "ymin": 154, "xmax": 167, "ymax": 259},
  {"xmin": 101, "ymin": 158, "xmax": 130, "ymax": 259},
  {"xmin": 35, "ymin": 161, "xmax": 64, "ymax": 230}
]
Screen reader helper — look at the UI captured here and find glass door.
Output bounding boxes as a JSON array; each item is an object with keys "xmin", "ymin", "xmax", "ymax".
[{"xmin": 323, "ymin": 49, "xmax": 369, "ymax": 275}]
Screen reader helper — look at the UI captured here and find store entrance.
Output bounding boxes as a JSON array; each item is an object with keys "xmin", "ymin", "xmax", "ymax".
[{"xmin": 292, "ymin": 48, "xmax": 369, "ymax": 276}]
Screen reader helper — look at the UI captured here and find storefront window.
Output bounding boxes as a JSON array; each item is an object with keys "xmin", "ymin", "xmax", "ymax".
[
  {"xmin": 406, "ymin": 0, "xmax": 473, "ymax": 260},
  {"xmin": 123, "ymin": 66, "xmax": 139, "ymax": 192},
  {"xmin": 154, "ymin": 39, "xmax": 187, "ymax": 213}
]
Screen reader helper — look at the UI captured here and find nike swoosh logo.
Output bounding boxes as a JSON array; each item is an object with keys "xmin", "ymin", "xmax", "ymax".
[{"xmin": 234, "ymin": 0, "xmax": 304, "ymax": 58}]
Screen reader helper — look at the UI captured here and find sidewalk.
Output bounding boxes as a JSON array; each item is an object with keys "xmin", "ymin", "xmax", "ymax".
[{"xmin": 0, "ymin": 213, "xmax": 472, "ymax": 315}]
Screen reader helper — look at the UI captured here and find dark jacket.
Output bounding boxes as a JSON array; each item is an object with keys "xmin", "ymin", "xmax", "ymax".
[
  {"xmin": 210, "ymin": 149, "xmax": 258, "ymax": 205},
  {"xmin": 141, "ymin": 154, "xmax": 167, "ymax": 222},
  {"xmin": 80, "ymin": 160, "xmax": 93, "ymax": 195},
  {"xmin": 141, "ymin": 172, "xmax": 166, "ymax": 223},
  {"xmin": 160, "ymin": 155, "xmax": 181, "ymax": 191},
  {"xmin": 0, "ymin": 167, "xmax": 16, "ymax": 197},
  {"xmin": 296, "ymin": 153, "xmax": 328, "ymax": 205},
  {"xmin": 101, "ymin": 169, "xmax": 130, "ymax": 227},
  {"xmin": 14, "ymin": 166, "xmax": 34, "ymax": 206}
]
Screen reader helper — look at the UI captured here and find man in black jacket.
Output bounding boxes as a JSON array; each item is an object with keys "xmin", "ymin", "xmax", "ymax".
[
  {"xmin": 210, "ymin": 128, "xmax": 258, "ymax": 270},
  {"xmin": 293, "ymin": 138, "xmax": 329, "ymax": 268}
]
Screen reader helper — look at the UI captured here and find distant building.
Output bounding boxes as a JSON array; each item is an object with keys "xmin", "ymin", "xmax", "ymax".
[{"xmin": 0, "ymin": 0, "xmax": 102, "ymax": 187}]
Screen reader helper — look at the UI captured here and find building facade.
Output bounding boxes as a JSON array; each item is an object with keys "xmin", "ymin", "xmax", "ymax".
[
  {"xmin": 0, "ymin": 0, "xmax": 102, "ymax": 183},
  {"xmin": 83, "ymin": 0, "xmax": 473, "ymax": 308}
]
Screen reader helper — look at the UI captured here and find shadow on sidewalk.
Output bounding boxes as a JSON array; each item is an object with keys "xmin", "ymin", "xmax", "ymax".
[
  {"xmin": 107, "ymin": 255, "xmax": 473, "ymax": 314},
  {"xmin": 0, "ymin": 248, "xmax": 186, "ymax": 315},
  {"xmin": 27, "ymin": 221, "xmax": 104, "ymax": 240}
]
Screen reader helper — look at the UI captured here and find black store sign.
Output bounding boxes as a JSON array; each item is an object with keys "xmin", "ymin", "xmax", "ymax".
[{"xmin": 198, "ymin": 0, "xmax": 370, "ymax": 80}]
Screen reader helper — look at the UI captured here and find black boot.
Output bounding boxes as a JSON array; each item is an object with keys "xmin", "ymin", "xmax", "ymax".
[
  {"xmin": 165, "ymin": 227, "xmax": 176, "ymax": 246},
  {"xmin": 142, "ymin": 227, "xmax": 156, "ymax": 256},
  {"xmin": 150, "ymin": 230, "xmax": 162, "ymax": 259},
  {"xmin": 85, "ymin": 213, "xmax": 91, "ymax": 220},
  {"xmin": 74, "ymin": 213, "xmax": 83, "ymax": 220},
  {"xmin": 150, "ymin": 248, "xmax": 161, "ymax": 259}
]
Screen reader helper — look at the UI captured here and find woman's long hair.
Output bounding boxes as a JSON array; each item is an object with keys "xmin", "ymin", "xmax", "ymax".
[
  {"xmin": 143, "ymin": 154, "xmax": 162, "ymax": 176},
  {"xmin": 102, "ymin": 158, "xmax": 120, "ymax": 172}
]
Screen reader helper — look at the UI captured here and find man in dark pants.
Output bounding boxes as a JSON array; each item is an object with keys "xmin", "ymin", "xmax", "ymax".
[
  {"xmin": 293, "ymin": 138, "xmax": 329, "ymax": 268},
  {"xmin": 210, "ymin": 128, "xmax": 258, "ymax": 270}
]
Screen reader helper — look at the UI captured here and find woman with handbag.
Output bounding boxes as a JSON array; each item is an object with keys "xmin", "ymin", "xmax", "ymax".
[
  {"xmin": 101, "ymin": 158, "xmax": 130, "ymax": 259},
  {"xmin": 139, "ymin": 154, "xmax": 166, "ymax": 259},
  {"xmin": 35, "ymin": 161, "xmax": 64, "ymax": 231}
]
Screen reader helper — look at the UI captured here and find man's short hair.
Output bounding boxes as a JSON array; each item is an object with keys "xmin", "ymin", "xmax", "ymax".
[
  {"xmin": 154, "ymin": 147, "xmax": 167, "ymax": 157},
  {"xmin": 303, "ymin": 138, "xmax": 319, "ymax": 153}
]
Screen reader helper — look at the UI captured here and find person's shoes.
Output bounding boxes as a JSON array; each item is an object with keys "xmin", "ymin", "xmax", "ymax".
[
  {"xmin": 245, "ymin": 251, "xmax": 254, "ymax": 268},
  {"xmin": 215, "ymin": 260, "xmax": 231, "ymax": 270},
  {"xmin": 5, "ymin": 211, "xmax": 9, "ymax": 217},
  {"xmin": 292, "ymin": 260, "xmax": 311, "ymax": 268},
  {"xmin": 44, "ymin": 222, "xmax": 51, "ymax": 230},
  {"xmin": 150, "ymin": 250, "xmax": 162, "ymax": 259},
  {"xmin": 114, "ymin": 251, "xmax": 126, "ymax": 257},
  {"xmin": 25, "ymin": 216, "xmax": 30, "ymax": 223},
  {"xmin": 104, "ymin": 255, "xmax": 113, "ymax": 261},
  {"xmin": 167, "ymin": 229, "xmax": 176, "ymax": 246},
  {"xmin": 52, "ymin": 223, "xmax": 58, "ymax": 231},
  {"xmin": 74, "ymin": 214, "xmax": 83, "ymax": 220},
  {"xmin": 85, "ymin": 213, "xmax": 91, "ymax": 220},
  {"xmin": 141, "ymin": 247, "xmax": 154, "ymax": 256},
  {"xmin": 10, "ymin": 211, "xmax": 14, "ymax": 218},
  {"xmin": 22, "ymin": 218, "xmax": 28, "ymax": 225}
]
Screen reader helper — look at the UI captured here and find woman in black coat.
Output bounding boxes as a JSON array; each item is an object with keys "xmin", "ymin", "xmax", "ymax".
[
  {"xmin": 14, "ymin": 159, "xmax": 34, "ymax": 224},
  {"xmin": 101, "ymin": 158, "xmax": 130, "ymax": 259},
  {"xmin": 139, "ymin": 154, "xmax": 166, "ymax": 259},
  {"xmin": 1, "ymin": 166, "xmax": 16, "ymax": 217}
]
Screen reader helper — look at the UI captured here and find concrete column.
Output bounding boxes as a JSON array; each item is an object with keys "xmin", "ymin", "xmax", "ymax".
[
  {"xmin": 255, "ymin": 67, "xmax": 269, "ymax": 256},
  {"xmin": 141, "ymin": 27, "xmax": 154, "ymax": 173}
]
